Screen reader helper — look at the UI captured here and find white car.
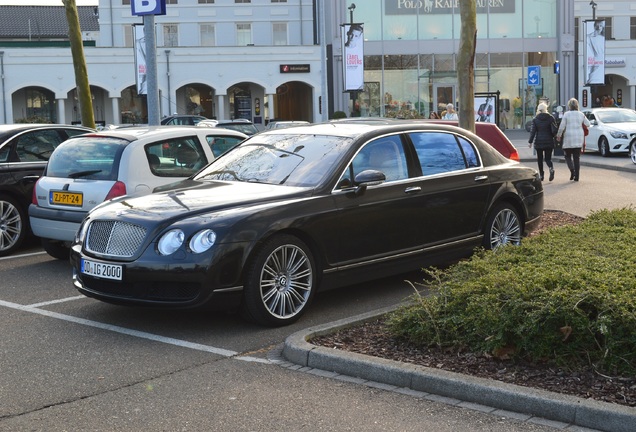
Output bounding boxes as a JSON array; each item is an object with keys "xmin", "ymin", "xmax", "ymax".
[
  {"xmin": 265, "ymin": 120, "xmax": 310, "ymax": 130},
  {"xmin": 583, "ymin": 107, "xmax": 636, "ymax": 157},
  {"xmin": 29, "ymin": 126, "xmax": 247, "ymax": 259}
]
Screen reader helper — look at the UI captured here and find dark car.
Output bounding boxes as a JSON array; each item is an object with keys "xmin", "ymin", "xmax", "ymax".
[
  {"xmin": 0, "ymin": 123, "xmax": 94, "ymax": 256},
  {"xmin": 160, "ymin": 115, "xmax": 207, "ymax": 126},
  {"xmin": 70, "ymin": 121, "xmax": 543, "ymax": 326}
]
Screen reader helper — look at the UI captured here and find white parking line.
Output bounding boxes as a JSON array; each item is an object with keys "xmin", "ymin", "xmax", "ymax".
[
  {"xmin": 0, "ymin": 251, "xmax": 47, "ymax": 261},
  {"xmin": 28, "ymin": 295, "xmax": 86, "ymax": 308},
  {"xmin": 0, "ymin": 299, "xmax": 239, "ymax": 358}
]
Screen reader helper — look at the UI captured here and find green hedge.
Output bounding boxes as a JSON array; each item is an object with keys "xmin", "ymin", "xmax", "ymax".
[{"xmin": 388, "ymin": 208, "xmax": 636, "ymax": 375}]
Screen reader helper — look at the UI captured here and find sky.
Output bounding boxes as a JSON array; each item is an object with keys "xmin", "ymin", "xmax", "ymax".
[{"xmin": 0, "ymin": 1, "xmax": 98, "ymax": 5}]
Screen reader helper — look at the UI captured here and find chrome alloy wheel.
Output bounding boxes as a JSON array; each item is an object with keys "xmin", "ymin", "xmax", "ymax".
[
  {"xmin": 630, "ymin": 141, "xmax": 636, "ymax": 165},
  {"xmin": 0, "ymin": 198, "xmax": 23, "ymax": 255},
  {"xmin": 487, "ymin": 207, "xmax": 522, "ymax": 250},
  {"xmin": 259, "ymin": 243, "xmax": 313, "ymax": 320}
]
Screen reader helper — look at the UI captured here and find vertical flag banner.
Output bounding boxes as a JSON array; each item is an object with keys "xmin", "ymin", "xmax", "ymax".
[
  {"xmin": 134, "ymin": 25, "xmax": 147, "ymax": 95},
  {"xmin": 584, "ymin": 20, "xmax": 605, "ymax": 85},
  {"xmin": 342, "ymin": 24, "xmax": 364, "ymax": 92}
]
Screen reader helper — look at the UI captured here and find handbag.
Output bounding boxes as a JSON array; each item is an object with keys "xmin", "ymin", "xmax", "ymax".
[{"xmin": 582, "ymin": 123, "xmax": 589, "ymax": 136}]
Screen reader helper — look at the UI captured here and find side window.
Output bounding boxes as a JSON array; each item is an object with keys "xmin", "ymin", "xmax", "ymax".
[
  {"xmin": 206, "ymin": 135, "xmax": 244, "ymax": 158},
  {"xmin": 457, "ymin": 137, "xmax": 480, "ymax": 168},
  {"xmin": 351, "ymin": 135, "xmax": 408, "ymax": 182},
  {"xmin": 15, "ymin": 130, "xmax": 64, "ymax": 162},
  {"xmin": 409, "ymin": 132, "xmax": 468, "ymax": 176},
  {"xmin": 145, "ymin": 137, "xmax": 208, "ymax": 177}
]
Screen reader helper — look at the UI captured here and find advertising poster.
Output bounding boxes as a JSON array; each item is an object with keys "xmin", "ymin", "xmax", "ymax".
[
  {"xmin": 475, "ymin": 96, "xmax": 495, "ymax": 123},
  {"xmin": 584, "ymin": 20, "xmax": 606, "ymax": 85},
  {"xmin": 342, "ymin": 23, "xmax": 364, "ymax": 92},
  {"xmin": 134, "ymin": 25, "xmax": 147, "ymax": 95}
]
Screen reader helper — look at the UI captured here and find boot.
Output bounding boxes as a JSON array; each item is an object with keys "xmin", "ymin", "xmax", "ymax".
[
  {"xmin": 570, "ymin": 170, "xmax": 575, "ymax": 181},
  {"xmin": 574, "ymin": 169, "xmax": 579, "ymax": 181},
  {"xmin": 549, "ymin": 168, "xmax": 555, "ymax": 182},
  {"xmin": 540, "ymin": 171, "xmax": 544, "ymax": 181}
]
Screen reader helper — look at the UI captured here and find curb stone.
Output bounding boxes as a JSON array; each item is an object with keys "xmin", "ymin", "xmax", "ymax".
[{"xmin": 280, "ymin": 306, "xmax": 636, "ymax": 432}]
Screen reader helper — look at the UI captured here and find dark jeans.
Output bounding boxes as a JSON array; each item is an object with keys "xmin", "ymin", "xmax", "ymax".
[
  {"xmin": 564, "ymin": 148, "xmax": 582, "ymax": 176},
  {"xmin": 536, "ymin": 148, "xmax": 554, "ymax": 174}
]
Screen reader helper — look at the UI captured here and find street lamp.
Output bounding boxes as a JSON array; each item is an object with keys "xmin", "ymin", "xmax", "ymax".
[
  {"xmin": 348, "ymin": 3, "xmax": 356, "ymax": 24},
  {"xmin": 590, "ymin": 1, "xmax": 597, "ymax": 20}
]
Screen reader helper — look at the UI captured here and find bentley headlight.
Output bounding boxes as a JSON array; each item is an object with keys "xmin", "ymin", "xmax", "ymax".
[
  {"xmin": 189, "ymin": 229, "xmax": 217, "ymax": 253},
  {"xmin": 157, "ymin": 229, "xmax": 185, "ymax": 255},
  {"xmin": 75, "ymin": 220, "xmax": 89, "ymax": 243}
]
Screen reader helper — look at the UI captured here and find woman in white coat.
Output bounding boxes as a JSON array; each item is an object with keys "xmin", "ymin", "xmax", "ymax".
[{"xmin": 555, "ymin": 98, "xmax": 590, "ymax": 181}]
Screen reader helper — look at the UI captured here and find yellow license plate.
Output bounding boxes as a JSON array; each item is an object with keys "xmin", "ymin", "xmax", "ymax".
[{"xmin": 50, "ymin": 191, "xmax": 83, "ymax": 207}]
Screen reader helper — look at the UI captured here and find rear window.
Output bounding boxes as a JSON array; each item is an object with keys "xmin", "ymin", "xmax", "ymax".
[{"xmin": 45, "ymin": 137, "xmax": 127, "ymax": 180}]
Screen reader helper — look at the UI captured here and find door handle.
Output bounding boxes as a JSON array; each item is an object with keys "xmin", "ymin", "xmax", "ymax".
[
  {"xmin": 405, "ymin": 186, "xmax": 421, "ymax": 193},
  {"xmin": 474, "ymin": 175, "xmax": 488, "ymax": 182}
]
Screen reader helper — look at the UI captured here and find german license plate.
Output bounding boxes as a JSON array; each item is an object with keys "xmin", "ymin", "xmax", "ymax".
[
  {"xmin": 81, "ymin": 259, "xmax": 123, "ymax": 281},
  {"xmin": 50, "ymin": 190, "xmax": 83, "ymax": 207}
]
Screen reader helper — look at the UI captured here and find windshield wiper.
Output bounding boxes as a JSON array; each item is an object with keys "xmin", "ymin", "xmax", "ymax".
[{"xmin": 68, "ymin": 169, "xmax": 102, "ymax": 179}]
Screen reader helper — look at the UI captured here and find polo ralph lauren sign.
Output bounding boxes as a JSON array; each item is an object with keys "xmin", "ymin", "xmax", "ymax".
[{"xmin": 385, "ymin": 0, "xmax": 515, "ymax": 15}]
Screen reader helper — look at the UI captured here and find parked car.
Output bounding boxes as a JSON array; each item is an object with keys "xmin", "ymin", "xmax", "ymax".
[
  {"xmin": 630, "ymin": 138, "xmax": 636, "ymax": 164},
  {"xmin": 0, "ymin": 123, "xmax": 94, "ymax": 256},
  {"xmin": 582, "ymin": 107, "xmax": 636, "ymax": 157},
  {"xmin": 29, "ymin": 126, "xmax": 247, "ymax": 259},
  {"xmin": 265, "ymin": 120, "xmax": 310, "ymax": 130},
  {"xmin": 198, "ymin": 119, "xmax": 260, "ymax": 136},
  {"xmin": 69, "ymin": 120, "xmax": 543, "ymax": 326},
  {"xmin": 161, "ymin": 115, "xmax": 207, "ymax": 126}
]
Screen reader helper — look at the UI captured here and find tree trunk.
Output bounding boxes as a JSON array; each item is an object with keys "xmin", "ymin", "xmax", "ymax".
[
  {"xmin": 457, "ymin": 0, "xmax": 476, "ymax": 133},
  {"xmin": 63, "ymin": 0, "xmax": 95, "ymax": 129}
]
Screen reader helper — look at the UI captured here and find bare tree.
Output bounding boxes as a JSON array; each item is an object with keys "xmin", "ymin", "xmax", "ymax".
[
  {"xmin": 62, "ymin": 0, "xmax": 95, "ymax": 128},
  {"xmin": 457, "ymin": 0, "xmax": 476, "ymax": 133}
]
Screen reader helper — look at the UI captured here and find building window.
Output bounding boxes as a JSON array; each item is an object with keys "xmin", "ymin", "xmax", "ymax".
[
  {"xmin": 600, "ymin": 17, "xmax": 612, "ymax": 40},
  {"xmin": 166, "ymin": 0, "xmax": 178, "ymax": 3},
  {"xmin": 124, "ymin": 25, "xmax": 134, "ymax": 48},
  {"xmin": 271, "ymin": 0, "xmax": 287, "ymax": 2},
  {"xmin": 198, "ymin": 0, "xmax": 214, "ymax": 3},
  {"xmin": 237, "ymin": 23, "xmax": 252, "ymax": 45},
  {"xmin": 235, "ymin": 0, "xmax": 251, "ymax": 3},
  {"xmin": 122, "ymin": 0, "xmax": 130, "ymax": 5},
  {"xmin": 163, "ymin": 24, "xmax": 179, "ymax": 47},
  {"xmin": 631, "ymin": 17, "xmax": 636, "ymax": 40},
  {"xmin": 200, "ymin": 24, "xmax": 215, "ymax": 46},
  {"xmin": 273, "ymin": 23, "xmax": 287, "ymax": 46}
]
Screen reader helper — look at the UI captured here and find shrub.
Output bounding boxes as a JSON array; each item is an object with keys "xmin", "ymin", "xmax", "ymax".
[
  {"xmin": 388, "ymin": 208, "xmax": 636, "ymax": 375},
  {"xmin": 331, "ymin": 111, "xmax": 347, "ymax": 119}
]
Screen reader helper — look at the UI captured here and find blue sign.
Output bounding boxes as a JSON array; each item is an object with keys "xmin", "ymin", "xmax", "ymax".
[
  {"xmin": 527, "ymin": 66, "xmax": 541, "ymax": 86},
  {"xmin": 553, "ymin": 61, "xmax": 560, "ymax": 74},
  {"xmin": 132, "ymin": 0, "xmax": 166, "ymax": 16}
]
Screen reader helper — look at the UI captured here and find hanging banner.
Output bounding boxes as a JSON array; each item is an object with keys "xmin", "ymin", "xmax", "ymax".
[
  {"xmin": 134, "ymin": 25, "xmax": 147, "ymax": 95},
  {"xmin": 342, "ymin": 23, "xmax": 364, "ymax": 92},
  {"xmin": 584, "ymin": 20, "xmax": 605, "ymax": 85}
]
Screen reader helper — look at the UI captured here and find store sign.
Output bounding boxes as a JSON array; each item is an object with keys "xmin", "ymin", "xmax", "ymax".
[
  {"xmin": 385, "ymin": 0, "xmax": 515, "ymax": 15},
  {"xmin": 605, "ymin": 57, "xmax": 625, "ymax": 68},
  {"xmin": 131, "ymin": 0, "xmax": 166, "ymax": 16},
  {"xmin": 280, "ymin": 64, "xmax": 310, "ymax": 73}
]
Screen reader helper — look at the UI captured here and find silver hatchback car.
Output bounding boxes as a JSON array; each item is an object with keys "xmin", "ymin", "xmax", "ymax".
[{"xmin": 29, "ymin": 126, "xmax": 247, "ymax": 259}]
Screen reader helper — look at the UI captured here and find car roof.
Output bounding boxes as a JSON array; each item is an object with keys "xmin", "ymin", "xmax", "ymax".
[
  {"xmin": 73, "ymin": 125, "xmax": 248, "ymax": 142},
  {"xmin": 0, "ymin": 123, "xmax": 94, "ymax": 141}
]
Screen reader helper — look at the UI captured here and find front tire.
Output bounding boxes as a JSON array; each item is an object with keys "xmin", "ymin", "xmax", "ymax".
[
  {"xmin": 241, "ymin": 234, "xmax": 316, "ymax": 326},
  {"xmin": 599, "ymin": 136, "xmax": 610, "ymax": 157},
  {"xmin": 0, "ymin": 194, "xmax": 26, "ymax": 257},
  {"xmin": 41, "ymin": 239, "xmax": 71, "ymax": 260},
  {"xmin": 483, "ymin": 203, "xmax": 522, "ymax": 250},
  {"xmin": 630, "ymin": 140, "xmax": 636, "ymax": 165}
]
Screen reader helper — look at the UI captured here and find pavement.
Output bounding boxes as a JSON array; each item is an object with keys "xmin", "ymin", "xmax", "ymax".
[{"xmin": 279, "ymin": 130, "xmax": 636, "ymax": 432}]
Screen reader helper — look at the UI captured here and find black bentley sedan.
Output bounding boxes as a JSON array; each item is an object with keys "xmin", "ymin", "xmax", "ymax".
[{"xmin": 70, "ymin": 120, "xmax": 543, "ymax": 326}]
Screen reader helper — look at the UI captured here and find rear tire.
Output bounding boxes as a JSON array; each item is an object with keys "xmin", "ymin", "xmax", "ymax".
[
  {"xmin": 41, "ymin": 239, "xmax": 71, "ymax": 260},
  {"xmin": 241, "ymin": 234, "xmax": 316, "ymax": 327},
  {"xmin": 0, "ymin": 194, "xmax": 26, "ymax": 257},
  {"xmin": 630, "ymin": 140, "xmax": 636, "ymax": 165},
  {"xmin": 483, "ymin": 203, "xmax": 522, "ymax": 250}
]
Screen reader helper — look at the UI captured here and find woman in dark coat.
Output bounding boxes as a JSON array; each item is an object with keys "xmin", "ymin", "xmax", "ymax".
[{"xmin": 528, "ymin": 102, "xmax": 558, "ymax": 181}]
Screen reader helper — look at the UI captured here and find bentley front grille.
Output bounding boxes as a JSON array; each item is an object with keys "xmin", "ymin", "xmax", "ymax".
[{"xmin": 86, "ymin": 220, "xmax": 147, "ymax": 258}]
